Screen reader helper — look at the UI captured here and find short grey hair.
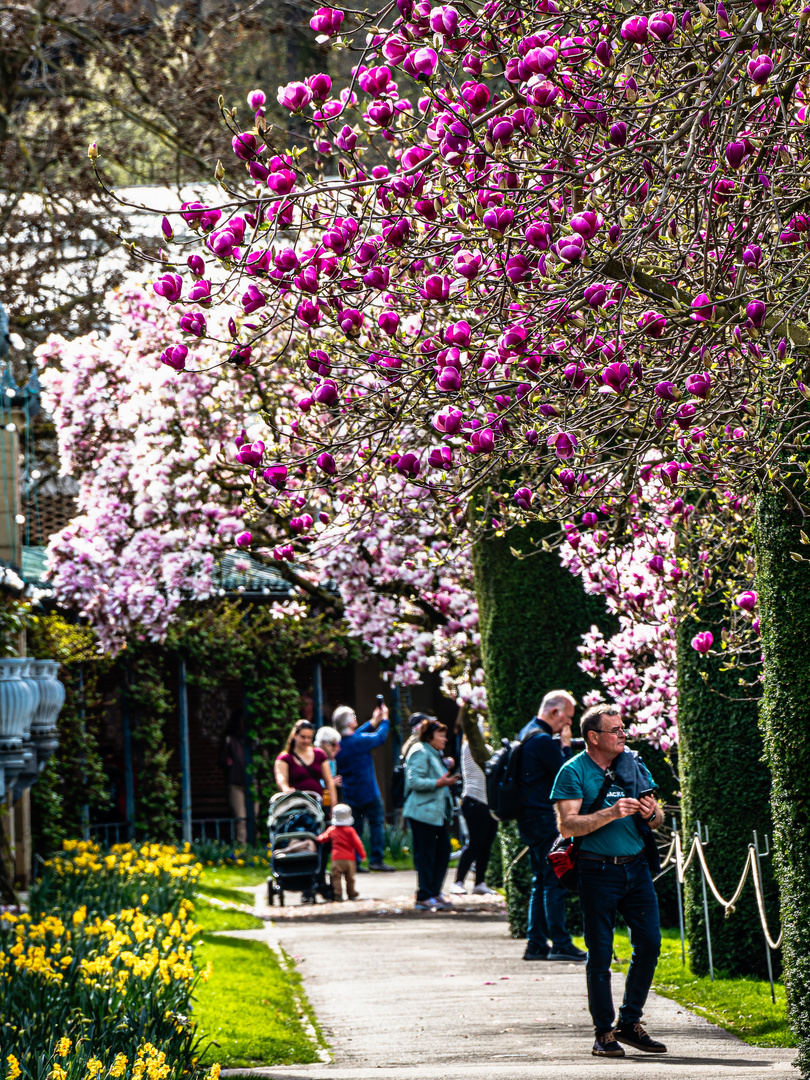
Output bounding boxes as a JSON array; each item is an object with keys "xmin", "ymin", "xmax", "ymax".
[
  {"xmin": 332, "ymin": 706, "xmax": 356, "ymax": 735},
  {"xmin": 315, "ymin": 726, "xmax": 341, "ymax": 748},
  {"xmin": 539, "ymin": 690, "xmax": 577, "ymax": 716}
]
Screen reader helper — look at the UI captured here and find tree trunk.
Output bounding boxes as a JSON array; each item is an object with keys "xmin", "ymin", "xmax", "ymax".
[
  {"xmin": 676, "ymin": 616, "xmax": 778, "ymax": 978},
  {"xmin": 473, "ymin": 525, "xmax": 616, "ymax": 934},
  {"xmin": 757, "ymin": 486, "xmax": 810, "ymax": 1073}
]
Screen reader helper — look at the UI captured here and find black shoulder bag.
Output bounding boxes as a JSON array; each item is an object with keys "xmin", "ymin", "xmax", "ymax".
[{"xmin": 547, "ymin": 768, "xmax": 615, "ymax": 890}]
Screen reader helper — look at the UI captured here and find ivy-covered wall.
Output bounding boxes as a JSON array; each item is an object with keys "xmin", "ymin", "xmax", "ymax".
[
  {"xmin": 676, "ymin": 616, "xmax": 777, "ymax": 979},
  {"xmin": 757, "ymin": 485, "xmax": 810, "ymax": 1072},
  {"xmin": 473, "ymin": 524, "xmax": 616, "ymax": 935}
]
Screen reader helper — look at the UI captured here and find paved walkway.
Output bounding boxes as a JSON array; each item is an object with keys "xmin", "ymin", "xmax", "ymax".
[{"xmin": 224, "ymin": 870, "xmax": 796, "ymax": 1080}]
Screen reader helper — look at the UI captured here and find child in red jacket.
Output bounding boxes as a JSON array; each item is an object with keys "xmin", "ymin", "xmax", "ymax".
[{"xmin": 317, "ymin": 803, "xmax": 367, "ymax": 900}]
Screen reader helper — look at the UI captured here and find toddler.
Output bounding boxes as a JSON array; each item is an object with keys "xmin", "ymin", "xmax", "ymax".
[{"xmin": 317, "ymin": 803, "xmax": 366, "ymax": 900}]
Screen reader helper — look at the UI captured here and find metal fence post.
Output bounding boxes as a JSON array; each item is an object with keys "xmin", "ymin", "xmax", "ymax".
[
  {"xmin": 178, "ymin": 659, "xmax": 192, "ymax": 844},
  {"xmin": 673, "ymin": 816, "xmax": 686, "ymax": 965},
  {"xmin": 121, "ymin": 668, "xmax": 135, "ymax": 841},
  {"xmin": 753, "ymin": 831, "xmax": 776, "ymax": 1003},
  {"xmin": 696, "ymin": 819, "xmax": 714, "ymax": 981}
]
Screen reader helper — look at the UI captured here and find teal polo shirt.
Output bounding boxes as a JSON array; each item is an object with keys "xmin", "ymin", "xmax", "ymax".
[{"xmin": 550, "ymin": 750, "xmax": 656, "ymax": 857}]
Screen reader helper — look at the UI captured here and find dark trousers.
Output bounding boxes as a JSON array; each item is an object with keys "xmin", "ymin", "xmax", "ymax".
[
  {"xmin": 578, "ymin": 856, "xmax": 661, "ymax": 1035},
  {"xmin": 351, "ymin": 795, "xmax": 385, "ymax": 866},
  {"xmin": 518, "ymin": 814, "xmax": 572, "ymax": 952},
  {"xmin": 456, "ymin": 796, "xmax": 498, "ymax": 885},
  {"xmin": 408, "ymin": 818, "xmax": 451, "ymax": 901}
]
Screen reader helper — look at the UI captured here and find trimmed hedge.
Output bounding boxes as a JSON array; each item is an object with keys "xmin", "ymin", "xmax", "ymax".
[
  {"xmin": 473, "ymin": 524, "xmax": 616, "ymax": 934},
  {"xmin": 676, "ymin": 615, "xmax": 778, "ymax": 979},
  {"xmin": 757, "ymin": 486, "xmax": 810, "ymax": 1074}
]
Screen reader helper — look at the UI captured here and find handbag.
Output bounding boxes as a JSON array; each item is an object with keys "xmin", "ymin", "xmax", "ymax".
[{"xmin": 547, "ymin": 769, "xmax": 615, "ymax": 889}]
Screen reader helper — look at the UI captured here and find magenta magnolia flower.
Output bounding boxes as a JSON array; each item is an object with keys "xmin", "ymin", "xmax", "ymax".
[
  {"xmin": 232, "ymin": 132, "xmax": 261, "ymax": 160},
  {"xmin": 648, "ymin": 555, "xmax": 665, "ymax": 574},
  {"xmin": 584, "ymin": 283, "xmax": 608, "ymax": 308},
  {"xmin": 263, "ymin": 464, "xmax": 288, "ymax": 490},
  {"xmin": 428, "ymin": 446, "xmax": 453, "ymax": 469},
  {"xmin": 397, "ymin": 452, "xmax": 421, "ymax": 478},
  {"xmin": 569, "ymin": 211, "xmax": 599, "ymax": 240},
  {"xmin": 179, "ymin": 312, "xmax": 206, "ymax": 337},
  {"xmin": 277, "ymin": 82, "xmax": 313, "ymax": 112},
  {"xmin": 410, "ymin": 46, "xmax": 439, "ymax": 79},
  {"xmin": 437, "ymin": 367, "xmax": 462, "ymax": 391},
  {"xmin": 690, "ymin": 293, "xmax": 715, "ymax": 321},
  {"xmin": 564, "ymin": 362, "xmax": 589, "ymax": 389},
  {"xmin": 742, "ymin": 244, "xmax": 763, "ymax": 270},
  {"xmin": 310, "ymin": 6, "xmax": 344, "ymax": 34},
  {"xmin": 421, "ymin": 275, "xmax": 451, "ymax": 301},
  {"xmin": 236, "ymin": 441, "xmax": 265, "ymax": 467},
  {"xmin": 153, "ymin": 274, "xmax": 183, "ymax": 302},
  {"xmin": 313, "ymin": 379, "xmax": 339, "ymax": 405},
  {"xmin": 621, "ymin": 15, "xmax": 648, "ymax": 42},
  {"xmin": 555, "ymin": 234, "xmax": 585, "ymax": 264},
  {"xmin": 691, "ymin": 631, "xmax": 713, "ymax": 654},
  {"xmin": 338, "ymin": 309, "xmax": 363, "ymax": 335},
  {"xmin": 725, "ymin": 140, "xmax": 748, "ymax": 170},
  {"xmin": 241, "ymin": 285, "xmax": 266, "ymax": 314},
  {"xmin": 247, "ymin": 89, "xmax": 266, "ymax": 110},
  {"xmin": 524, "ymin": 220, "xmax": 553, "ymax": 249},
  {"xmin": 595, "ymin": 40, "xmax": 615, "ymax": 67},
  {"xmin": 609, "ymin": 122, "xmax": 627, "ymax": 147},
  {"xmin": 429, "ymin": 4, "xmax": 459, "ymax": 35},
  {"xmin": 482, "ymin": 207, "xmax": 514, "ymax": 236},
  {"xmin": 547, "ymin": 431, "xmax": 578, "ymax": 459},
  {"xmin": 637, "ymin": 310, "xmax": 667, "ymax": 337},
  {"xmin": 601, "ymin": 362, "xmax": 631, "ymax": 394},
  {"xmin": 748, "ymin": 55, "xmax": 773, "ymax": 84},
  {"xmin": 316, "ymin": 451, "xmax": 337, "ymax": 475},
  {"xmin": 235, "ymin": 532, "xmax": 252, "ymax": 549},
  {"xmin": 453, "ymin": 250, "xmax": 482, "ymax": 279},
  {"xmin": 433, "ymin": 405, "xmax": 463, "ymax": 434},
  {"xmin": 736, "ymin": 590, "xmax": 758, "ymax": 611},
  {"xmin": 378, "ymin": 311, "xmax": 400, "ymax": 336},
  {"xmin": 160, "ymin": 344, "xmax": 188, "ymax": 371},
  {"xmin": 746, "ymin": 299, "xmax": 767, "ymax": 327},
  {"xmin": 654, "ymin": 381, "xmax": 681, "ymax": 402},
  {"xmin": 188, "ymin": 279, "xmax": 212, "ymax": 305},
  {"xmin": 685, "ymin": 372, "xmax": 712, "ymax": 398},
  {"xmin": 445, "ymin": 321, "xmax": 471, "ymax": 348},
  {"xmin": 649, "ymin": 11, "xmax": 676, "ymax": 40},
  {"xmin": 513, "ymin": 487, "xmax": 533, "ymax": 510}
]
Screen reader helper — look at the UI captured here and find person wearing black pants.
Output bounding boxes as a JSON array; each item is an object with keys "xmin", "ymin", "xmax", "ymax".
[
  {"xmin": 408, "ymin": 817, "xmax": 452, "ymax": 901},
  {"xmin": 451, "ymin": 729, "xmax": 498, "ymax": 895},
  {"xmin": 403, "ymin": 718, "xmax": 457, "ymax": 911}
]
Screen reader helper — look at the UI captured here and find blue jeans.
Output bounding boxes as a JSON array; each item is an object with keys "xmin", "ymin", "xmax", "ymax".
[
  {"xmin": 519, "ymin": 814, "xmax": 572, "ymax": 952},
  {"xmin": 351, "ymin": 795, "xmax": 385, "ymax": 866},
  {"xmin": 577, "ymin": 855, "xmax": 661, "ymax": 1035}
]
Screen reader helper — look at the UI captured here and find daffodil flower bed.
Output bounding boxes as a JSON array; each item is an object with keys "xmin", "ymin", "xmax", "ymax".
[{"xmin": 1, "ymin": 842, "xmax": 219, "ymax": 1080}]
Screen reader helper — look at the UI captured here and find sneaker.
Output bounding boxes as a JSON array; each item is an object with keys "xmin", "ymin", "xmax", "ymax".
[
  {"xmin": 450, "ymin": 882, "xmax": 467, "ymax": 895},
  {"xmin": 415, "ymin": 898, "xmax": 441, "ymax": 911},
  {"xmin": 472, "ymin": 882, "xmax": 496, "ymax": 895},
  {"xmin": 356, "ymin": 865, "xmax": 370, "ymax": 873},
  {"xmin": 431, "ymin": 895, "xmax": 454, "ymax": 910},
  {"xmin": 548, "ymin": 944, "xmax": 587, "ymax": 962},
  {"xmin": 368, "ymin": 862, "xmax": 396, "ymax": 872},
  {"xmin": 614, "ymin": 1021, "xmax": 667, "ymax": 1054},
  {"xmin": 592, "ymin": 1032, "xmax": 625, "ymax": 1057},
  {"xmin": 523, "ymin": 947, "xmax": 550, "ymax": 961}
]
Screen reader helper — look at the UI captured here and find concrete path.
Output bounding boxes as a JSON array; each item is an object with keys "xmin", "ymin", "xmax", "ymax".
[{"xmin": 224, "ymin": 870, "xmax": 796, "ymax": 1080}]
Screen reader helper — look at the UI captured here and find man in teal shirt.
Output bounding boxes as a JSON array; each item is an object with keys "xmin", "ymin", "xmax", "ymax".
[{"xmin": 551, "ymin": 703, "xmax": 666, "ymax": 1059}]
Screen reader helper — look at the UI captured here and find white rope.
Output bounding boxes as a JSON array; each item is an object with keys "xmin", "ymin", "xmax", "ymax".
[{"xmin": 750, "ymin": 843, "xmax": 784, "ymax": 950}]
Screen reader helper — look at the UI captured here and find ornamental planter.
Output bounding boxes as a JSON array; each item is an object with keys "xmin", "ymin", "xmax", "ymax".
[
  {"xmin": 29, "ymin": 660, "xmax": 64, "ymax": 738},
  {"xmin": 0, "ymin": 659, "xmax": 36, "ymax": 751}
]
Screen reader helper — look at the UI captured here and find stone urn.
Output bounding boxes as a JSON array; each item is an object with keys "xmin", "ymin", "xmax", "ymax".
[
  {"xmin": 28, "ymin": 660, "xmax": 64, "ymax": 769},
  {"xmin": 0, "ymin": 658, "xmax": 37, "ymax": 790},
  {"xmin": 0, "ymin": 659, "xmax": 37, "ymax": 751}
]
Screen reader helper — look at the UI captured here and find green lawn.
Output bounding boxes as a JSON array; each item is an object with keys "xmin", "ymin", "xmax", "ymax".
[
  {"xmin": 572, "ymin": 927, "xmax": 794, "ymax": 1048},
  {"xmin": 199, "ymin": 864, "xmax": 269, "ymax": 890},
  {"xmin": 193, "ymin": 934, "xmax": 323, "ymax": 1067},
  {"xmin": 194, "ymin": 900, "xmax": 265, "ymax": 933}
]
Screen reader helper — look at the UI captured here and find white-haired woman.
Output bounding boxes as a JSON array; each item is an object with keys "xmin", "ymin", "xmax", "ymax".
[{"xmin": 315, "ymin": 726, "xmax": 343, "ymax": 809}]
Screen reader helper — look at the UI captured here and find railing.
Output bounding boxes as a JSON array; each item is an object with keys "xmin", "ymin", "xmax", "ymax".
[{"xmin": 88, "ymin": 817, "xmax": 249, "ymax": 845}]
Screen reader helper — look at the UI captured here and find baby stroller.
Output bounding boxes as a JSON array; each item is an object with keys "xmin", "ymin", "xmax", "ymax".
[{"xmin": 267, "ymin": 791, "xmax": 325, "ymax": 906}]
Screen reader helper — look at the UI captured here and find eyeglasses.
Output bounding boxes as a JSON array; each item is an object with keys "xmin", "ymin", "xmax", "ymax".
[{"xmin": 599, "ymin": 725, "xmax": 626, "ymax": 736}]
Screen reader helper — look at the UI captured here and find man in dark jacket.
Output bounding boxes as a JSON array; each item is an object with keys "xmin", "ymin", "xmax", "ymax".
[
  {"xmin": 333, "ymin": 702, "xmax": 395, "ymax": 872},
  {"xmin": 517, "ymin": 690, "xmax": 587, "ymax": 962}
]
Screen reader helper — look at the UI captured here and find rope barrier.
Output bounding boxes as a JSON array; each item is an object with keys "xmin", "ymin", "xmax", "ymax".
[{"xmin": 750, "ymin": 842, "xmax": 784, "ymax": 950}]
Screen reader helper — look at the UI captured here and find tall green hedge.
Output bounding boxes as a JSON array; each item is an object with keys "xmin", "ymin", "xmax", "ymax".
[
  {"xmin": 676, "ymin": 616, "xmax": 778, "ymax": 978},
  {"xmin": 473, "ymin": 525, "xmax": 615, "ymax": 740},
  {"xmin": 473, "ymin": 524, "xmax": 616, "ymax": 935},
  {"xmin": 757, "ymin": 485, "xmax": 810, "ymax": 1073}
]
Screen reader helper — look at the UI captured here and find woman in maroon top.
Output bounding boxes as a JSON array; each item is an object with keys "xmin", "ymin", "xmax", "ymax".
[{"xmin": 274, "ymin": 720, "xmax": 338, "ymax": 807}]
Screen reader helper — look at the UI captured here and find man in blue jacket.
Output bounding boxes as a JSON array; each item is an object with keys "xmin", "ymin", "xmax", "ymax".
[
  {"xmin": 333, "ymin": 702, "xmax": 395, "ymax": 872},
  {"xmin": 518, "ymin": 689, "xmax": 587, "ymax": 963}
]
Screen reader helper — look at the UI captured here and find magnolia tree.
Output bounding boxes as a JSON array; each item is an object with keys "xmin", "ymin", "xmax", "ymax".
[
  {"xmin": 95, "ymin": 0, "xmax": 810, "ymax": 1046},
  {"xmin": 37, "ymin": 286, "xmax": 485, "ymax": 699}
]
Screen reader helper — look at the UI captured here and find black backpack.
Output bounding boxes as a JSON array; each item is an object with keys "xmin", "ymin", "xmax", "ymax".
[{"xmin": 484, "ymin": 729, "xmax": 539, "ymax": 822}]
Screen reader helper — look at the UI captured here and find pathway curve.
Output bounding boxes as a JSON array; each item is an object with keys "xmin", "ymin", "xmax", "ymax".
[{"xmin": 223, "ymin": 870, "xmax": 796, "ymax": 1080}]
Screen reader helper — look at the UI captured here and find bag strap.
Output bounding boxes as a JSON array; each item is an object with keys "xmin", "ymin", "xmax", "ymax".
[{"xmin": 571, "ymin": 767, "xmax": 615, "ymax": 855}]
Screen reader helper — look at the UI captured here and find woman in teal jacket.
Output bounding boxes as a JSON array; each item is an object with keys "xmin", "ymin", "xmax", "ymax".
[{"xmin": 403, "ymin": 718, "xmax": 458, "ymax": 910}]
